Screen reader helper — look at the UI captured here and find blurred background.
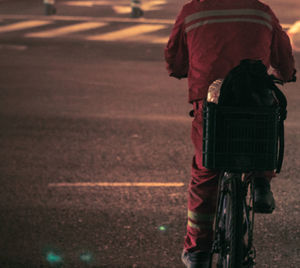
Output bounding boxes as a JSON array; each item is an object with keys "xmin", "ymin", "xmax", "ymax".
[{"xmin": 0, "ymin": 0, "xmax": 299, "ymax": 267}]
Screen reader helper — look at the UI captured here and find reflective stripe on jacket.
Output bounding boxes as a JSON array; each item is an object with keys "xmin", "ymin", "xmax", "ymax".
[{"xmin": 164, "ymin": 0, "xmax": 295, "ymax": 103}]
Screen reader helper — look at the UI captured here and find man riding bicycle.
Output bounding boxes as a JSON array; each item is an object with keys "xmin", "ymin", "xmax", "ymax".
[{"xmin": 164, "ymin": 0, "xmax": 296, "ymax": 267}]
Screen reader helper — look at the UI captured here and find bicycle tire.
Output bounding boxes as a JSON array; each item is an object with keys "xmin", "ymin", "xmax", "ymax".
[{"xmin": 217, "ymin": 173, "xmax": 244, "ymax": 268}]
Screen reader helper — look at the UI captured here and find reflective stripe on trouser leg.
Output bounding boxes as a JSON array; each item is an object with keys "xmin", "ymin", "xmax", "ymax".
[
  {"xmin": 185, "ymin": 210, "xmax": 215, "ymax": 251},
  {"xmin": 188, "ymin": 210, "xmax": 215, "ymax": 222},
  {"xmin": 184, "ymin": 162, "xmax": 219, "ymax": 252},
  {"xmin": 184, "ymin": 100, "xmax": 220, "ymax": 252}
]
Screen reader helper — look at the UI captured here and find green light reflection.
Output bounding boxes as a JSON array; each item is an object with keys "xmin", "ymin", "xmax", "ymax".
[
  {"xmin": 159, "ymin": 225, "xmax": 167, "ymax": 231},
  {"xmin": 46, "ymin": 252, "xmax": 62, "ymax": 264},
  {"xmin": 80, "ymin": 252, "xmax": 93, "ymax": 262}
]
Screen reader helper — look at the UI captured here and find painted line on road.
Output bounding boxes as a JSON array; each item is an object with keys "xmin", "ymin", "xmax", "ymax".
[
  {"xmin": 134, "ymin": 34, "xmax": 169, "ymax": 44},
  {"xmin": 288, "ymin": 21, "xmax": 300, "ymax": 34},
  {"xmin": 64, "ymin": 0, "xmax": 166, "ymax": 13},
  {"xmin": 0, "ymin": 14, "xmax": 174, "ymax": 25},
  {"xmin": 282, "ymin": 23, "xmax": 293, "ymax": 30},
  {"xmin": 151, "ymin": 36, "xmax": 169, "ymax": 44},
  {"xmin": 0, "ymin": 44, "xmax": 28, "ymax": 50},
  {"xmin": 25, "ymin": 21, "xmax": 107, "ymax": 38},
  {"xmin": 287, "ymin": 20, "xmax": 300, "ymax": 52},
  {"xmin": 64, "ymin": 0, "xmax": 129, "ymax": 7},
  {"xmin": 48, "ymin": 182, "xmax": 185, "ymax": 187},
  {"xmin": 87, "ymin": 24, "xmax": 167, "ymax": 41},
  {"xmin": 0, "ymin": 20, "xmax": 52, "ymax": 33},
  {"xmin": 64, "ymin": 0, "xmax": 98, "ymax": 7},
  {"xmin": 90, "ymin": 113, "xmax": 191, "ymax": 123},
  {"xmin": 113, "ymin": 0, "xmax": 166, "ymax": 14}
]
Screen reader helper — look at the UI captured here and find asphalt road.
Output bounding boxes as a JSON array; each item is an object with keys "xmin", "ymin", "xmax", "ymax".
[{"xmin": 0, "ymin": 0, "xmax": 299, "ymax": 267}]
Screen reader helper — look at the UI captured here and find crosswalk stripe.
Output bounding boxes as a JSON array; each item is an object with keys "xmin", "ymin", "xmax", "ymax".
[
  {"xmin": 64, "ymin": 1, "xmax": 95, "ymax": 7},
  {"xmin": 25, "ymin": 22, "xmax": 107, "ymax": 38},
  {"xmin": 65, "ymin": 0, "xmax": 129, "ymax": 7},
  {"xmin": 87, "ymin": 24, "xmax": 167, "ymax": 41},
  {"xmin": 282, "ymin": 23, "xmax": 293, "ymax": 30},
  {"xmin": 0, "ymin": 18, "xmax": 171, "ymax": 44},
  {"xmin": 288, "ymin": 21, "xmax": 300, "ymax": 34},
  {"xmin": 0, "ymin": 20, "xmax": 52, "ymax": 33},
  {"xmin": 0, "ymin": 14, "xmax": 175, "ymax": 25},
  {"xmin": 151, "ymin": 37, "xmax": 168, "ymax": 44},
  {"xmin": 132, "ymin": 34, "xmax": 168, "ymax": 44},
  {"xmin": 141, "ymin": 35, "xmax": 169, "ymax": 44},
  {"xmin": 288, "ymin": 20, "xmax": 300, "ymax": 52}
]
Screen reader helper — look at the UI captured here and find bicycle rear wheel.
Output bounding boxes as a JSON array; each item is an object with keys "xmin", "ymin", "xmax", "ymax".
[{"xmin": 216, "ymin": 173, "xmax": 244, "ymax": 268}]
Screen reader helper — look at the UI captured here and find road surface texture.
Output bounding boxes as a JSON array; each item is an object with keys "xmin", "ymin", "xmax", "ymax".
[{"xmin": 0, "ymin": 0, "xmax": 299, "ymax": 267}]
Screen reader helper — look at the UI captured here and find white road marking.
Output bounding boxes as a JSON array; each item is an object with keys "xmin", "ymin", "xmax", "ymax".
[
  {"xmin": 64, "ymin": 0, "xmax": 128, "ymax": 7},
  {"xmin": 141, "ymin": 0, "xmax": 166, "ymax": 11},
  {"xmin": 0, "ymin": 17, "xmax": 170, "ymax": 43},
  {"xmin": 25, "ymin": 21, "xmax": 107, "ymax": 38},
  {"xmin": 282, "ymin": 23, "xmax": 293, "ymax": 30},
  {"xmin": 112, "ymin": 6, "xmax": 131, "ymax": 14},
  {"xmin": 288, "ymin": 20, "xmax": 300, "ymax": 52},
  {"xmin": 64, "ymin": 0, "xmax": 166, "ymax": 13},
  {"xmin": 0, "ymin": 20, "xmax": 52, "ymax": 33},
  {"xmin": 0, "ymin": 14, "xmax": 174, "ymax": 25},
  {"xmin": 48, "ymin": 182, "xmax": 185, "ymax": 187},
  {"xmin": 64, "ymin": 1, "xmax": 95, "ymax": 7},
  {"xmin": 0, "ymin": 44, "xmax": 28, "ymax": 50},
  {"xmin": 152, "ymin": 36, "xmax": 168, "ymax": 44},
  {"xmin": 87, "ymin": 24, "xmax": 167, "ymax": 41},
  {"xmin": 113, "ymin": 0, "xmax": 166, "ymax": 14},
  {"xmin": 73, "ymin": 114, "xmax": 190, "ymax": 123},
  {"xmin": 288, "ymin": 21, "xmax": 300, "ymax": 34},
  {"xmin": 134, "ymin": 34, "xmax": 168, "ymax": 44},
  {"xmin": 2, "ymin": 16, "xmax": 295, "ymax": 48}
]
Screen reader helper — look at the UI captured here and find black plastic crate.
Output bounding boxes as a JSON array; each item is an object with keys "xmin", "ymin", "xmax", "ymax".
[{"xmin": 202, "ymin": 102, "xmax": 280, "ymax": 172}]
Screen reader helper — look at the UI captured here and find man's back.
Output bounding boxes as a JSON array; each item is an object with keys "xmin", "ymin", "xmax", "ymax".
[{"xmin": 165, "ymin": 0, "xmax": 295, "ymax": 102}]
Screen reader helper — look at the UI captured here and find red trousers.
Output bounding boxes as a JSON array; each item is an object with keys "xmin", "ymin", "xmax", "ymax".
[{"xmin": 184, "ymin": 100, "xmax": 275, "ymax": 252}]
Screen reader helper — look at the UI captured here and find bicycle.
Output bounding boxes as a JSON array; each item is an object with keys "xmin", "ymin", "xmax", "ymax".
[
  {"xmin": 210, "ymin": 171, "xmax": 257, "ymax": 267},
  {"xmin": 186, "ymin": 60, "xmax": 295, "ymax": 267},
  {"xmin": 202, "ymin": 91, "xmax": 286, "ymax": 267}
]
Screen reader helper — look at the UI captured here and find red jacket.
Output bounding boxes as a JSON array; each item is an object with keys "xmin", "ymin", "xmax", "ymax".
[{"xmin": 164, "ymin": 0, "xmax": 296, "ymax": 103}]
